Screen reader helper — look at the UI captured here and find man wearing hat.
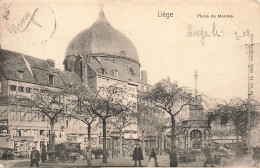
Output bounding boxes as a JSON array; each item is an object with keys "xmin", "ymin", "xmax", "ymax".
[
  {"xmin": 202, "ymin": 144, "xmax": 214, "ymax": 167},
  {"xmin": 133, "ymin": 143, "xmax": 143, "ymax": 166},
  {"xmin": 30, "ymin": 147, "xmax": 40, "ymax": 167}
]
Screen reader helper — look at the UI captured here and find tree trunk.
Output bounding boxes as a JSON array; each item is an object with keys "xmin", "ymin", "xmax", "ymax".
[
  {"xmin": 50, "ymin": 121, "xmax": 56, "ymax": 161},
  {"xmin": 171, "ymin": 115, "xmax": 176, "ymax": 152},
  {"xmin": 88, "ymin": 124, "xmax": 92, "ymax": 149},
  {"xmin": 235, "ymin": 129, "xmax": 241, "ymax": 158},
  {"xmin": 119, "ymin": 129, "xmax": 123, "ymax": 157},
  {"xmin": 160, "ymin": 132, "xmax": 163, "ymax": 155},
  {"xmin": 87, "ymin": 124, "xmax": 92, "ymax": 166},
  {"xmin": 142, "ymin": 130, "xmax": 145, "ymax": 155},
  {"xmin": 102, "ymin": 119, "xmax": 107, "ymax": 163},
  {"xmin": 155, "ymin": 133, "xmax": 158, "ymax": 152},
  {"xmin": 236, "ymin": 129, "xmax": 239, "ymax": 147}
]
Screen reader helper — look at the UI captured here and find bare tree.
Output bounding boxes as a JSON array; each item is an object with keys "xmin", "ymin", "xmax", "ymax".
[
  {"xmin": 137, "ymin": 100, "xmax": 171, "ymax": 155},
  {"xmin": 34, "ymin": 89, "xmax": 67, "ymax": 160},
  {"xmin": 65, "ymin": 84, "xmax": 96, "ymax": 166},
  {"xmin": 137, "ymin": 100, "xmax": 156, "ymax": 153},
  {"xmin": 143, "ymin": 81, "xmax": 193, "ymax": 151},
  {"xmin": 91, "ymin": 84, "xmax": 135, "ymax": 163},
  {"xmin": 11, "ymin": 89, "xmax": 68, "ymax": 160},
  {"xmin": 108, "ymin": 111, "xmax": 136, "ymax": 158},
  {"xmin": 211, "ymin": 98, "xmax": 260, "ymax": 147}
]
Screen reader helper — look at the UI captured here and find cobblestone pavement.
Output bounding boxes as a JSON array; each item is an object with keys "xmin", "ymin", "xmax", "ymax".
[{"xmin": 0, "ymin": 155, "xmax": 253, "ymax": 167}]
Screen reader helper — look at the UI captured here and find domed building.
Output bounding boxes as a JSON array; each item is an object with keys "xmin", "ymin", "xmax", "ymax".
[
  {"xmin": 63, "ymin": 8, "xmax": 146, "ymax": 85},
  {"xmin": 63, "ymin": 8, "xmax": 150, "ymax": 153}
]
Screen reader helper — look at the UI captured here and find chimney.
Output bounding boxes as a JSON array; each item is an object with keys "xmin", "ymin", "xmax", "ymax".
[
  {"xmin": 46, "ymin": 59, "xmax": 55, "ymax": 68},
  {"xmin": 81, "ymin": 55, "xmax": 89, "ymax": 85},
  {"xmin": 174, "ymin": 80, "xmax": 178, "ymax": 85},
  {"xmin": 141, "ymin": 71, "xmax": 147, "ymax": 83},
  {"xmin": 167, "ymin": 76, "xmax": 171, "ymax": 84}
]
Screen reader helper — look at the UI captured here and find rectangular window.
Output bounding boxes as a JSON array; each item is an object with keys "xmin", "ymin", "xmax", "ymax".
[
  {"xmin": 112, "ymin": 70, "xmax": 118, "ymax": 78},
  {"xmin": 21, "ymin": 112, "xmax": 25, "ymax": 121},
  {"xmin": 26, "ymin": 87, "xmax": 32, "ymax": 93},
  {"xmin": 18, "ymin": 86, "xmax": 24, "ymax": 92},
  {"xmin": 48, "ymin": 75, "xmax": 54, "ymax": 85},
  {"xmin": 27, "ymin": 112, "xmax": 32, "ymax": 121},
  {"xmin": 10, "ymin": 85, "xmax": 17, "ymax": 91},
  {"xmin": 24, "ymin": 130, "xmax": 28, "ymax": 137},
  {"xmin": 16, "ymin": 111, "xmax": 20, "ymax": 121},
  {"xmin": 41, "ymin": 114, "xmax": 46, "ymax": 122},
  {"xmin": 34, "ymin": 129, "xmax": 38, "ymax": 137},
  {"xmin": 40, "ymin": 130, "xmax": 45, "ymax": 136}
]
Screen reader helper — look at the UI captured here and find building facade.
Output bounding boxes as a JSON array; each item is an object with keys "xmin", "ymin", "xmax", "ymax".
[{"xmin": 0, "ymin": 49, "xmax": 82, "ymax": 156}]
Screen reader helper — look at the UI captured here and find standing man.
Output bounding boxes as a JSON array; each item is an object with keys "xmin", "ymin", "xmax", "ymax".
[
  {"xmin": 41, "ymin": 145, "xmax": 47, "ymax": 163},
  {"xmin": 133, "ymin": 143, "xmax": 143, "ymax": 167},
  {"xmin": 30, "ymin": 147, "xmax": 40, "ymax": 167},
  {"xmin": 202, "ymin": 144, "xmax": 214, "ymax": 167}
]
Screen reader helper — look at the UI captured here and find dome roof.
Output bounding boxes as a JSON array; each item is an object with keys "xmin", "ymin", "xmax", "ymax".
[{"xmin": 65, "ymin": 9, "xmax": 139, "ymax": 63}]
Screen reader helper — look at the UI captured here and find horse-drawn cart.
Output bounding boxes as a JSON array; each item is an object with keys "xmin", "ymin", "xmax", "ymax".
[{"xmin": 55, "ymin": 142, "xmax": 81, "ymax": 162}]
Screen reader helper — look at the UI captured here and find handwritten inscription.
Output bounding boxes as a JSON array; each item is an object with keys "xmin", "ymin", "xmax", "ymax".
[
  {"xmin": 1, "ymin": 3, "xmax": 12, "ymax": 20},
  {"xmin": 187, "ymin": 22, "xmax": 224, "ymax": 45},
  {"xmin": 2, "ymin": 3, "xmax": 42, "ymax": 34}
]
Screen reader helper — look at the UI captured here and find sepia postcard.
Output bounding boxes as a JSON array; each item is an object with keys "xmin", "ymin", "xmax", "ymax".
[{"xmin": 0, "ymin": 0, "xmax": 260, "ymax": 167}]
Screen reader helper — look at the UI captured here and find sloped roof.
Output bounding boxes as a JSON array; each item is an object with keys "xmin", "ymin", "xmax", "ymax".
[
  {"xmin": 0, "ymin": 49, "xmax": 81, "ymax": 87},
  {"xmin": 88, "ymin": 57, "xmax": 144, "ymax": 84}
]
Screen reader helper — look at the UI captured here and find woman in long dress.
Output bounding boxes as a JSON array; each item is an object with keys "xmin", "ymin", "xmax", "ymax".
[{"xmin": 147, "ymin": 149, "xmax": 158, "ymax": 167}]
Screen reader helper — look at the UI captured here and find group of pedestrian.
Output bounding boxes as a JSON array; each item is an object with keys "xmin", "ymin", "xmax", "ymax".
[
  {"xmin": 31, "ymin": 143, "xmax": 216, "ymax": 167},
  {"xmin": 132, "ymin": 143, "xmax": 178, "ymax": 167},
  {"xmin": 132, "ymin": 143, "xmax": 216, "ymax": 167},
  {"xmin": 30, "ymin": 145, "xmax": 47, "ymax": 167}
]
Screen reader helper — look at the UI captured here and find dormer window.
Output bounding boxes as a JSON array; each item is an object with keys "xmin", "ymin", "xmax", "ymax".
[
  {"xmin": 120, "ymin": 51, "xmax": 126, "ymax": 56},
  {"xmin": 16, "ymin": 70, "xmax": 24, "ymax": 79},
  {"xmin": 49, "ymin": 75, "xmax": 54, "ymax": 85},
  {"xmin": 112, "ymin": 70, "xmax": 118, "ymax": 78},
  {"xmin": 100, "ymin": 68, "xmax": 106, "ymax": 75},
  {"xmin": 129, "ymin": 67, "xmax": 135, "ymax": 76}
]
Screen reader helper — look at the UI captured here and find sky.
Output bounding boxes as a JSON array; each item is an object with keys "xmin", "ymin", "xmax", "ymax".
[{"xmin": 0, "ymin": 0, "xmax": 260, "ymax": 100}]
